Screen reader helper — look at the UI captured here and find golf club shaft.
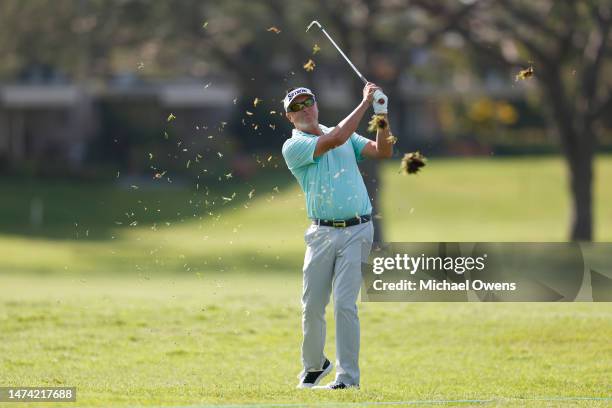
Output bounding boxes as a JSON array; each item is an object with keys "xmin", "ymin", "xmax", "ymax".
[{"xmin": 319, "ymin": 27, "xmax": 368, "ymax": 84}]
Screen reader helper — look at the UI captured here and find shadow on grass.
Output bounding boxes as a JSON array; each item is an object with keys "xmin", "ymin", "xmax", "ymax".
[
  {"xmin": 2, "ymin": 248, "xmax": 307, "ymax": 276},
  {"xmin": 0, "ymin": 169, "xmax": 294, "ymax": 242}
]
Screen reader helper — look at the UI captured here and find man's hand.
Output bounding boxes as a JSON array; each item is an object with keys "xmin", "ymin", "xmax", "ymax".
[
  {"xmin": 373, "ymin": 89, "xmax": 388, "ymax": 114},
  {"xmin": 362, "ymin": 82, "xmax": 380, "ymax": 104}
]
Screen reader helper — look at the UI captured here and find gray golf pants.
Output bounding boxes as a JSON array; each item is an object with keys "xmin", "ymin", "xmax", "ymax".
[{"xmin": 298, "ymin": 220, "xmax": 374, "ymax": 386}]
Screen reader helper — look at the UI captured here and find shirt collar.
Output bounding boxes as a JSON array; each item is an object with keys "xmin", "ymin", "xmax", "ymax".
[{"xmin": 292, "ymin": 124, "xmax": 331, "ymax": 138}]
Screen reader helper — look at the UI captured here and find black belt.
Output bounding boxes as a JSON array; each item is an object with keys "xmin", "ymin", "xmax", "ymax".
[{"xmin": 313, "ymin": 215, "xmax": 371, "ymax": 228}]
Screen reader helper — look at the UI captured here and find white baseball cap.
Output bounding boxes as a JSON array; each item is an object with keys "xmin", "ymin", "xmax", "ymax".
[{"xmin": 283, "ymin": 87, "xmax": 316, "ymax": 112}]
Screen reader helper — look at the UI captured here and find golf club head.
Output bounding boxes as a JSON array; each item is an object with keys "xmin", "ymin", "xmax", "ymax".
[{"xmin": 306, "ymin": 20, "xmax": 321, "ymax": 32}]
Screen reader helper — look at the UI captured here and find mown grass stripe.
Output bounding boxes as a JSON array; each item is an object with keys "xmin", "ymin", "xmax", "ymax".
[{"xmin": 156, "ymin": 395, "xmax": 612, "ymax": 408}]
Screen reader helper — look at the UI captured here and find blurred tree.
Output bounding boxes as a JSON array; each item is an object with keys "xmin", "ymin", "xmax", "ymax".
[
  {"xmin": 0, "ymin": 0, "xmax": 160, "ymax": 80},
  {"xmin": 414, "ymin": 0, "xmax": 612, "ymax": 241}
]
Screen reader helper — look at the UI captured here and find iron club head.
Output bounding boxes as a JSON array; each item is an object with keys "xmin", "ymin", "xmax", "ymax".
[{"xmin": 306, "ymin": 20, "xmax": 321, "ymax": 32}]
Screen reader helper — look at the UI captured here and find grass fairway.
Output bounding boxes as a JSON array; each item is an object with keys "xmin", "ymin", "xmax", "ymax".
[
  {"xmin": 1, "ymin": 156, "xmax": 612, "ymax": 406},
  {"xmin": 1, "ymin": 275, "xmax": 611, "ymax": 407}
]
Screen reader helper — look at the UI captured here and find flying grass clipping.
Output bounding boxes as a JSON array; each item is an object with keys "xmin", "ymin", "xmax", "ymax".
[
  {"xmin": 303, "ymin": 59, "xmax": 316, "ymax": 72},
  {"xmin": 515, "ymin": 64, "xmax": 534, "ymax": 81},
  {"xmin": 400, "ymin": 151, "xmax": 427, "ymax": 175}
]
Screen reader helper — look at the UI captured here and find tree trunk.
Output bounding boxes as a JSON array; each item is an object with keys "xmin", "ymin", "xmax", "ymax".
[
  {"xmin": 566, "ymin": 137, "xmax": 594, "ymax": 241},
  {"xmin": 542, "ymin": 69, "xmax": 595, "ymax": 242},
  {"xmin": 360, "ymin": 158, "xmax": 384, "ymax": 242}
]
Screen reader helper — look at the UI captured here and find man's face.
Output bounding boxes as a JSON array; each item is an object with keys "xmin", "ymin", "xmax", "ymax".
[{"xmin": 285, "ymin": 94, "xmax": 318, "ymax": 128}]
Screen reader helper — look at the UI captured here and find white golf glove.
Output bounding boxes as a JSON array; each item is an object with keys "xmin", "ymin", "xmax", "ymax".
[{"xmin": 373, "ymin": 89, "xmax": 388, "ymax": 114}]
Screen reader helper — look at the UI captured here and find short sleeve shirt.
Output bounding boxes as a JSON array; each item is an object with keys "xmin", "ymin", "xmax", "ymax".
[{"xmin": 281, "ymin": 124, "xmax": 372, "ymax": 220}]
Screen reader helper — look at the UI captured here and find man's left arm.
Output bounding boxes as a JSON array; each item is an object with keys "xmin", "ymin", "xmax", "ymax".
[{"xmin": 360, "ymin": 115, "xmax": 394, "ymax": 159}]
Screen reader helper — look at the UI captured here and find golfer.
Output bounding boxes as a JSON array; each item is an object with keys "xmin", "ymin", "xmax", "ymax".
[{"xmin": 281, "ymin": 83, "xmax": 393, "ymax": 389}]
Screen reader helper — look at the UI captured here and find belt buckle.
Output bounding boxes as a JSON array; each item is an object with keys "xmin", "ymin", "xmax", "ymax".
[{"xmin": 332, "ymin": 220, "xmax": 346, "ymax": 228}]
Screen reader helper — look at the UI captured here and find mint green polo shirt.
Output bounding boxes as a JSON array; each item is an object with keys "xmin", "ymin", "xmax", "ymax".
[{"xmin": 281, "ymin": 124, "xmax": 373, "ymax": 220}]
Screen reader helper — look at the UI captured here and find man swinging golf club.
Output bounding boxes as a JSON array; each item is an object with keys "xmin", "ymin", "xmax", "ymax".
[
  {"xmin": 282, "ymin": 20, "xmax": 395, "ymax": 390},
  {"xmin": 282, "ymin": 82, "xmax": 393, "ymax": 389}
]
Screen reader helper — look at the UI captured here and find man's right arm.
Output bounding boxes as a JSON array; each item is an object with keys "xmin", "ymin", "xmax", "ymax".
[{"xmin": 313, "ymin": 82, "xmax": 379, "ymax": 158}]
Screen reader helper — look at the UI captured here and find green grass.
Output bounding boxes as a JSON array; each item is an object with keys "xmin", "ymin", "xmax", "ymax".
[
  {"xmin": 0, "ymin": 275, "xmax": 610, "ymax": 407},
  {"xmin": 1, "ymin": 156, "xmax": 612, "ymax": 406}
]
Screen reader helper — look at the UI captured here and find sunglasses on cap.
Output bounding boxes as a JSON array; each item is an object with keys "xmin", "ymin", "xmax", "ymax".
[{"xmin": 288, "ymin": 97, "xmax": 315, "ymax": 112}]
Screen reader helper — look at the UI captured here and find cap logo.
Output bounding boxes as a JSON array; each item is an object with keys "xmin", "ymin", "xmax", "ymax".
[
  {"xmin": 283, "ymin": 87, "xmax": 315, "ymax": 111},
  {"xmin": 286, "ymin": 87, "xmax": 311, "ymax": 100}
]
